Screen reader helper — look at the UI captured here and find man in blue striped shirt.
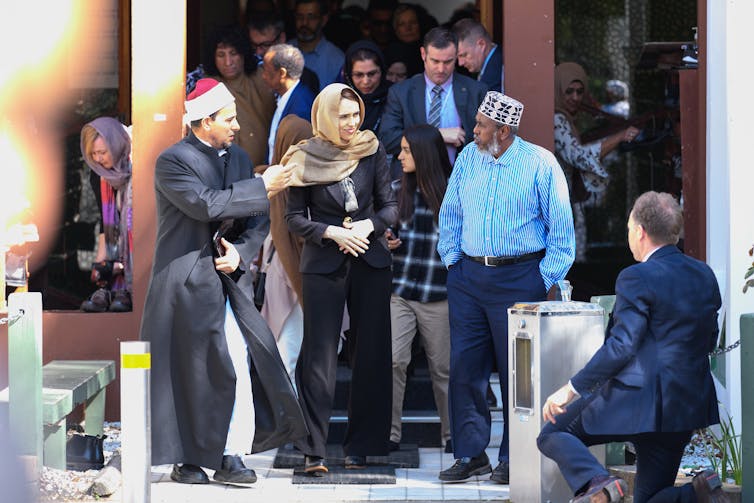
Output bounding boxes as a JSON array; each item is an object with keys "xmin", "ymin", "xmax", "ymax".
[{"xmin": 437, "ymin": 92, "xmax": 575, "ymax": 483}]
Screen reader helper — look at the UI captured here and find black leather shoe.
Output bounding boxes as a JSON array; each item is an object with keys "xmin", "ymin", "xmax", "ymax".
[
  {"xmin": 444, "ymin": 439, "xmax": 453, "ymax": 454},
  {"xmin": 170, "ymin": 463, "xmax": 209, "ymax": 484},
  {"xmin": 692, "ymin": 470, "xmax": 730, "ymax": 503},
  {"xmin": 490, "ymin": 461, "xmax": 509, "ymax": 484},
  {"xmin": 109, "ymin": 290, "xmax": 132, "ymax": 312},
  {"xmin": 344, "ymin": 455, "xmax": 367, "ymax": 469},
  {"xmin": 213, "ymin": 455, "xmax": 257, "ymax": 484},
  {"xmin": 438, "ymin": 452, "xmax": 491, "ymax": 482},
  {"xmin": 571, "ymin": 475, "xmax": 627, "ymax": 503},
  {"xmin": 304, "ymin": 455, "xmax": 328, "ymax": 477},
  {"xmin": 81, "ymin": 288, "xmax": 111, "ymax": 313}
]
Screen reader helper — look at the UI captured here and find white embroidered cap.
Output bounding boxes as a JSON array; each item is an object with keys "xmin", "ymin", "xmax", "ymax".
[
  {"xmin": 478, "ymin": 91, "xmax": 524, "ymax": 127},
  {"xmin": 184, "ymin": 78, "xmax": 235, "ymax": 121}
]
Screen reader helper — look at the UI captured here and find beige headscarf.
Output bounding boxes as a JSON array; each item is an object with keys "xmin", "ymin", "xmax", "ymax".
[
  {"xmin": 282, "ymin": 83, "xmax": 379, "ymax": 187},
  {"xmin": 554, "ymin": 62, "xmax": 589, "ymax": 131}
]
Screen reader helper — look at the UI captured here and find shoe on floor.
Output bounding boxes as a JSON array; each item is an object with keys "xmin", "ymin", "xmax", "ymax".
[
  {"xmin": 213, "ymin": 455, "xmax": 257, "ymax": 484},
  {"xmin": 389, "ymin": 441, "xmax": 400, "ymax": 452},
  {"xmin": 570, "ymin": 475, "xmax": 627, "ymax": 503},
  {"xmin": 109, "ymin": 290, "xmax": 132, "ymax": 312},
  {"xmin": 490, "ymin": 461, "xmax": 509, "ymax": 484},
  {"xmin": 444, "ymin": 439, "xmax": 453, "ymax": 454},
  {"xmin": 692, "ymin": 470, "xmax": 730, "ymax": 503},
  {"xmin": 438, "ymin": 451, "xmax": 492, "ymax": 482},
  {"xmin": 304, "ymin": 455, "xmax": 328, "ymax": 477},
  {"xmin": 170, "ymin": 463, "xmax": 209, "ymax": 484},
  {"xmin": 81, "ymin": 288, "xmax": 111, "ymax": 313},
  {"xmin": 344, "ymin": 455, "xmax": 367, "ymax": 469}
]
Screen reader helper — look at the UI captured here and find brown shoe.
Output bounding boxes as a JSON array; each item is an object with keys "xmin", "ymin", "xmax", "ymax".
[
  {"xmin": 692, "ymin": 470, "xmax": 730, "ymax": 503},
  {"xmin": 81, "ymin": 288, "xmax": 111, "ymax": 312},
  {"xmin": 571, "ymin": 475, "xmax": 627, "ymax": 503},
  {"xmin": 304, "ymin": 455, "xmax": 328, "ymax": 477}
]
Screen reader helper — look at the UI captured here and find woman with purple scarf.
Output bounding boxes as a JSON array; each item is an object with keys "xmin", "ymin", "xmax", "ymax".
[{"xmin": 79, "ymin": 117, "xmax": 133, "ymax": 312}]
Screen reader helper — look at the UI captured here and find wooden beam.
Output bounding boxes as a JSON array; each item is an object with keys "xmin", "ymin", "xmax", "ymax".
[
  {"xmin": 504, "ymin": 0, "xmax": 555, "ymax": 149},
  {"xmin": 117, "ymin": 0, "xmax": 131, "ymax": 123}
]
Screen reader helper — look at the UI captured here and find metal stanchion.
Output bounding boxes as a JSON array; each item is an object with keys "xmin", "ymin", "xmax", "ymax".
[
  {"xmin": 741, "ymin": 314, "xmax": 753, "ymax": 503},
  {"xmin": 120, "ymin": 341, "xmax": 151, "ymax": 503}
]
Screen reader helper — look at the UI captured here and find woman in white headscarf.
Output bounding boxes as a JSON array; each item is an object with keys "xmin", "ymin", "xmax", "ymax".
[{"xmin": 285, "ymin": 83, "xmax": 398, "ymax": 475}]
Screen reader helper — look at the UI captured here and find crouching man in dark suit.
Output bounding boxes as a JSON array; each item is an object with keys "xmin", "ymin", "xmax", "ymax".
[{"xmin": 537, "ymin": 191, "xmax": 729, "ymax": 503}]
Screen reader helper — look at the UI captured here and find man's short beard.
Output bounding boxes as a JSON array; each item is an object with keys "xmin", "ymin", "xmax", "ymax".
[
  {"xmin": 477, "ymin": 135, "xmax": 501, "ymax": 156},
  {"xmin": 297, "ymin": 29, "xmax": 317, "ymax": 42}
]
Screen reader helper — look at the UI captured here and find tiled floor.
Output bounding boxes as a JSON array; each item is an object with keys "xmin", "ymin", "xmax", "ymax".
[{"xmin": 146, "ymin": 446, "xmax": 510, "ymax": 502}]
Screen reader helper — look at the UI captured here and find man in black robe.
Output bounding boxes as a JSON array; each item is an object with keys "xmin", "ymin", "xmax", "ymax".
[{"xmin": 140, "ymin": 78, "xmax": 306, "ymax": 484}]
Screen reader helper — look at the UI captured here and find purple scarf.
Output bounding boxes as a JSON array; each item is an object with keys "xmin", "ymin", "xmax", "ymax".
[{"xmin": 80, "ymin": 117, "xmax": 133, "ymax": 290}]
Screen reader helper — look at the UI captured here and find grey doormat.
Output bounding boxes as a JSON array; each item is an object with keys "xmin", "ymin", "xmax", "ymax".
[
  {"xmin": 291, "ymin": 465, "xmax": 396, "ymax": 484},
  {"xmin": 273, "ymin": 443, "xmax": 420, "ymax": 469}
]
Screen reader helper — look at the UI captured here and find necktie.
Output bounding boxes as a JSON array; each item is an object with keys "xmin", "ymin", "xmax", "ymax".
[{"xmin": 428, "ymin": 85, "xmax": 443, "ymax": 128}]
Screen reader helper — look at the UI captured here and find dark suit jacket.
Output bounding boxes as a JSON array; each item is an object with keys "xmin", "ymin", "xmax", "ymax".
[
  {"xmin": 282, "ymin": 81, "xmax": 316, "ymax": 122},
  {"xmin": 377, "ymin": 73, "xmax": 489, "ymax": 158},
  {"xmin": 479, "ymin": 45, "xmax": 503, "ymax": 93},
  {"xmin": 285, "ymin": 144, "xmax": 398, "ymax": 274},
  {"xmin": 571, "ymin": 245, "xmax": 721, "ymax": 435}
]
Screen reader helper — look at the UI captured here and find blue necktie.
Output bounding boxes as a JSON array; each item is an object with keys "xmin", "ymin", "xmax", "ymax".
[{"xmin": 428, "ymin": 85, "xmax": 443, "ymax": 128}]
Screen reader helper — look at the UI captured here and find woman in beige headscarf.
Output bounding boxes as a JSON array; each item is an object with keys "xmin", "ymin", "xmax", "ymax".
[
  {"xmin": 554, "ymin": 62, "xmax": 639, "ymax": 262},
  {"xmin": 285, "ymin": 83, "xmax": 398, "ymax": 475}
]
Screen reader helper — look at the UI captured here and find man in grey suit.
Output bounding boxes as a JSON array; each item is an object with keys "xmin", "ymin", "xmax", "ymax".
[{"xmin": 378, "ymin": 27, "xmax": 488, "ymax": 174}]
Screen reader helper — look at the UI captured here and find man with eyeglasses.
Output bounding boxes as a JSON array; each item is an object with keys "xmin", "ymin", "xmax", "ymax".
[
  {"xmin": 248, "ymin": 11, "xmax": 320, "ymax": 95},
  {"xmin": 290, "ymin": 0, "xmax": 344, "ymax": 91}
]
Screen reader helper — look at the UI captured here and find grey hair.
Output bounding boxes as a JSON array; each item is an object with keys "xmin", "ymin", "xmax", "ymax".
[
  {"xmin": 452, "ymin": 18, "xmax": 491, "ymax": 44},
  {"xmin": 268, "ymin": 43, "xmax": 304, "ymax": 80},
  {"xmin": 490, "ymin": 119, "xmax": 517, "ymax": 137},
  {"xmin": 630, "ymin": 191, "xmax": 683, "ymax": 245}
]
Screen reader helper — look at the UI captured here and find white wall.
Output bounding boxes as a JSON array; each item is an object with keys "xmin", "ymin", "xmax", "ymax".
[{"xmin": 707, "ymin": 0, "xmax": 754, "ymax": 432}]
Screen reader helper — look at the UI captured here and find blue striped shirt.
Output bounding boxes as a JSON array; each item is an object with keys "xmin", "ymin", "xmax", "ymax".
[{"xmin": 437, "ymin": 136, "xmax": 575, "ymax": 291}]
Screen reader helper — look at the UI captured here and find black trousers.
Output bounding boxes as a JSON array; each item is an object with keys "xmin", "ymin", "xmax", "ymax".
[
  {"xmin": 294, "ymin": 257, "xmax": 392, "ymax": 458},
  {"xmin": 537, "ymin": 396, "xmax": 697, "ymax": 503}
]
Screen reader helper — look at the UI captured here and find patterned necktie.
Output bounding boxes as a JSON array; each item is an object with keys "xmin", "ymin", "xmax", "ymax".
[{"xmin": 428, "ymin": 85, "xmax": 443, "ymax": 128}]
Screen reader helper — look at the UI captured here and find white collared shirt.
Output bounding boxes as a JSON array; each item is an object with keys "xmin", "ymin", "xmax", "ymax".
[{"xmin": 268, "ymin": 80, "xmax": 300, "ymax": 163}]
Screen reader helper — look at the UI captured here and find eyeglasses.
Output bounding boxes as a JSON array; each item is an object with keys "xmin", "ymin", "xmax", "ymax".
[
  {"xmin": 351, "ymin": 69, "xmax": 381, "ymax": 80},
  {"xmin": 565, "ymin": 87, "xmax": 585, "ymax": 96},
  {"xmin": 250, "ymin": 30, "xmax": 281, "ymax": 53}
]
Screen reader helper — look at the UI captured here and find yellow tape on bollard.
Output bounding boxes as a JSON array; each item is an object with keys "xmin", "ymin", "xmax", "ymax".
[{"xmin": 121, "ymin": 353, "xmax": 151, "ymax": 369}]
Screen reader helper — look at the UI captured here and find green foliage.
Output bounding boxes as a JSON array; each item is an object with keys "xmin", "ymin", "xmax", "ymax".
[
  {"xmin": 703, "ymin": 405, "xmax": 742, "ymax": 485},
  {"xmin": 743, "ymin": 244, "xmax": 754, "ymax": 293}
]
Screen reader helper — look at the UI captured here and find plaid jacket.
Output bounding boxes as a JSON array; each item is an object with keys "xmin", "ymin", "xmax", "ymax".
[{"xmin": 391, "ymin": 192, "xmax": 447, "ymax": 303}]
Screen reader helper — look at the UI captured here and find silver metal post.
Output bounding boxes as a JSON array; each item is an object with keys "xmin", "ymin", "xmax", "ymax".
[{"xmin": 120, "ymin": 341, "xmax": 151, "ymax": 503}]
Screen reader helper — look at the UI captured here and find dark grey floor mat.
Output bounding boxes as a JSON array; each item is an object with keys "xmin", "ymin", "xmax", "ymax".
[
  {"xmin": 291, "ymin": 465, "xmax": 396, "ymax": 484},
  {"xmin": 273, "ymin": 443, "xmax": 420, "ymax": 469}
]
